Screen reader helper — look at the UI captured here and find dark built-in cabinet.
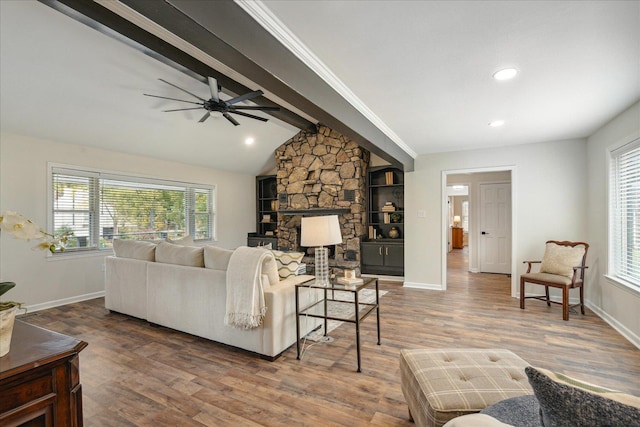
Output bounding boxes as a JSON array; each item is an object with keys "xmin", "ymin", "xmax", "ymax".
[
  {"xmin": 362, "ymin": 166, "xmax": 404, "ymax": 276},
  {"xmin": 247, "ymin": 175, "xmax": 278, "ymax": 248}
]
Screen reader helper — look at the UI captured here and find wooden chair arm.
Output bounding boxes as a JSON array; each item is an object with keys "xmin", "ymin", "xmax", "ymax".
[{"xmin": 523, "ymin": 260, "xmax": 541, "ymax": 273}]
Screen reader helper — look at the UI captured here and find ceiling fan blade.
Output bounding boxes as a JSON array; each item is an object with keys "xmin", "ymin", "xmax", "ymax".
[
  {"xmin": 223, "ymin": 112, "xmax": 240, "ymax": 126},
  {"xmin": 225, "ymin": 90, "xmax": 264, "ymax": 106},
  {"xmin": 144, "ymin": 93, "xmax": 203, "ymax": 106},
  {"xmin": 207, "ymin": 77, "xmax": 219, "ymax": 103},
  {"xmin": 228, "ymin": 110, "xmax": 268, "ymax": 122},
  {"xmin": 198, "ymin": 112, "xmax": 211, "ymax": 123},
  {"xmin": 158, "ymin": 78, "xmax": 206, "ymax": 101},
  {"xmin": 163, "ymin": 107, "xmax": 203, "ymax": 112},
  {"xmin": 229, "ymin": 105, "xmax": 280, "ymax": 111}
]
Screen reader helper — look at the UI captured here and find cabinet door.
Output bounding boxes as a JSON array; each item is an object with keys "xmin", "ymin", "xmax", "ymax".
[
  {"xmin": 362, "ymin": 243, "xmax": 384, "ymax": 266},
  {"xmin": 384, "ymin": 244, "xmax": 404, "ymax": 268}
]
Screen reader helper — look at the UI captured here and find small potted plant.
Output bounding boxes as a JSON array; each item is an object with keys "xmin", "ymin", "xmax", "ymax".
[
  {"xmin": 0, "ymin": 282, "xmax": 22, "ymax": 357},
  {"xmin": 0, "ymin": 211, "xmax": 72, "ymax": 357}
]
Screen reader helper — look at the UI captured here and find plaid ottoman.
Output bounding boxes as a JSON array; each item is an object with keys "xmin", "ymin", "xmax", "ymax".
[{"xmin": 399, "ymin": 349, "xmax": 533, "ymax": 427}]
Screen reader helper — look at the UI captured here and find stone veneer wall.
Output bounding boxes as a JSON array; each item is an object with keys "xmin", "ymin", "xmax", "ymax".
[{"xmin": 275, "ymin": 125, "xmax": 370, "ymax": 270}]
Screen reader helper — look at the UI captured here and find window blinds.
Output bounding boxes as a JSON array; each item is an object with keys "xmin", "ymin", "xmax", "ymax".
[{"xmin": 610, "ymin": 138, "xmax": 640, "ymax": 288}]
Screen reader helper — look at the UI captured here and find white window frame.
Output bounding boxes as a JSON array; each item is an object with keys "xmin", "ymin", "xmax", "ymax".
[
  {"xmin": 608, "ymin": 135, "xmax": 640, "ymax": 292},
  {"xmin": 48, "ymin": 164, "xmax": 216, "ymax": 253}
]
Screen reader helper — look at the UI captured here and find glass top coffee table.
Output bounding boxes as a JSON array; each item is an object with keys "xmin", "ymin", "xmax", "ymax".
[{"xmin": 295, "ymin": 277, "xmax": 380, "ymax": 372}]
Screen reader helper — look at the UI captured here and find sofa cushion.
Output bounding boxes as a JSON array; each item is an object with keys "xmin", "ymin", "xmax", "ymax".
[
  {"xmin": 203, "ymin": 245, "xmax": 234, "ymax": 270},
  {"xmin": 166, "ymin": 235, "xmax": 195, "ymax": 246},
  {"xmin": 155, "ymin": 241, "xmax": 204, "ymax": 267},
  {"xmin": 271, "ymin": 250, "xmax": 304, "ymax": 279},
  {"xmin": 480, "ymin": 395, "xmax": 541, "ymax": 427},
  {"xmin": 526, "ymin": 366, "xmax": 640, "ymax": 427},
  {"xmin": 112, "ymin": 239, "xmax": 156, "ymax": 261},
  {"xmin": 539, "ymin": 242, "xmax": 585, "ymax": 278}
]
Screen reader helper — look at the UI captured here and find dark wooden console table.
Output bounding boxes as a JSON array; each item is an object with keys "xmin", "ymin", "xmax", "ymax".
[{"xmin": 0, "ymin": 320, "xmax": 88, "ymax": 426}]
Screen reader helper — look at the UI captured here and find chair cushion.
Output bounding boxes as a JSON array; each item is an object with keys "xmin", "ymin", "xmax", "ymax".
[
  {"xmin": 526, "ymin": 366, "xmax": 640, "ymax": 427},
  {"xmin": 521, "ymin": 272, "xmax": 574, "ymax": 286},
  {"xmin": 539, "ymin": 242, "xmax": 585, "ymax": 278}
]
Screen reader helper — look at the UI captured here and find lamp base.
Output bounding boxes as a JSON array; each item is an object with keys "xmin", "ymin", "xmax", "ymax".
[{"xmin": 315, "ymin": 246, "xmax": 330, "ymax": 286}]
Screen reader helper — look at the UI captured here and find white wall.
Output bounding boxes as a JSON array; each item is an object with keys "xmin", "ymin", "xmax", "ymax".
[
  {"xmin": 0, "ymin": 133, "xmax": 255, "ymax": 310},
  {"xmin": 405, "ymin": 138, "xmax": 588, "ymax": 294},
  {"xmin": 586, "ymin": 100, "xmax": 640, "ymax": 346}
]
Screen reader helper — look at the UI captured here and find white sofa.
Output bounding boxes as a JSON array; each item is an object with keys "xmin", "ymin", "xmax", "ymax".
[{"xmin": 105, "ymin": 240, "xmax": 321, "ymax": 359}]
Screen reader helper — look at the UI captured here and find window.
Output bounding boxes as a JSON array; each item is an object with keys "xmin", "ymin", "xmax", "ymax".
[
  {"xmin": 609, "ymin": 137, "xmax": 640, "ymax": 290},
  {"xmin": 51, "ymin": 166, "xmax": 215, "ymax": 251}
]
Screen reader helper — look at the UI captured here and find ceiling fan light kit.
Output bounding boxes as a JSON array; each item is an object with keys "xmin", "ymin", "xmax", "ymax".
[{"xmin": 144, "ymin": 77, "xmax": 279, "ymax": 126}]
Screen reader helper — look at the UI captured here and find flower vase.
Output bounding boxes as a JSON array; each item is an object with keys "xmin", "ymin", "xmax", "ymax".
[{"xmin": 0, "ymin": 306, "xmax": 17, "ymax": 357}]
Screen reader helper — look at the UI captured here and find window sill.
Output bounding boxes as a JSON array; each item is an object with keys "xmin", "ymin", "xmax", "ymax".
[
  {"xmin": 603, "ymin": 275, "xmax": 640, "ymax": 297},
  {"xmin": 47, "ymin": 248, "xmax": 113, "ymax": 261}
]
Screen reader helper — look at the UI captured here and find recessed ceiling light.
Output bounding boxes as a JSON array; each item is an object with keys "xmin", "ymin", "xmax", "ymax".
[
  {"xmin": 245, "ymin": 137, "xmax": 255, "ymax": 145},
  {"xmin": 489, "ymin": 120, "xmax": 504, "ymax": 127},
  {"xmin": 493, "ymin": 68, "xmax": 518, "ymax": 81}
]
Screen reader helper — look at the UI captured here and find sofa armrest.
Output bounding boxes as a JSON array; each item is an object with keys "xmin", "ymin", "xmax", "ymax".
[{"xmin": 261, "ymin": 274, "xmax": 322, "ymax": 356}]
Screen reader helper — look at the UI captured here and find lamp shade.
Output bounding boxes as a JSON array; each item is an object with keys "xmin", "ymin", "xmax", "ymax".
[
  {"xmin": 453, "ymin": 215, "xmax": 461, "ymax": 223},
  {"xmin": 300, "ymin": 215, "xmax": 342, "ymax": 247}
]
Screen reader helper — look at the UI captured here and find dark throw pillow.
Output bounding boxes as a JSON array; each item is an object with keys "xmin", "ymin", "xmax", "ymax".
[{"xmin": 525, "ymin": 366, "xmax": 640, "ymax": 427}]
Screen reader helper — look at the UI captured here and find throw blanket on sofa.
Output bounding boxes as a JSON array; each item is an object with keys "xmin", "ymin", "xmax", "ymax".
[{"xmin": 225, "ymin": 246, "xmax": 273, "ymax": 329}]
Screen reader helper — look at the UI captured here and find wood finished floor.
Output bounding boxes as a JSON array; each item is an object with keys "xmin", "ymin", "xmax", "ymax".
[{"xmin": 19, "ymin": 248, "xmax": 640, "ymax": 426}]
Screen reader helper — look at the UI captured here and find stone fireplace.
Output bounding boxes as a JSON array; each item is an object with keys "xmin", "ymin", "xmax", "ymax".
[{"xmin": 275, "ymin": 125, "xmax": 370, "ymax": 272}]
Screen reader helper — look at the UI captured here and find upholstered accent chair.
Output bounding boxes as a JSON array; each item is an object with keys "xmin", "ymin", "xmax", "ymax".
[{"xmin": 520, "ymin": 240, "xmax": 589, "ymax": 321}]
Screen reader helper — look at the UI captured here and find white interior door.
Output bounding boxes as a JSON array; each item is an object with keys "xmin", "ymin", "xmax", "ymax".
[{"xmin": 479, "ymin": 183, "xmax": 511, "ymax": 274}]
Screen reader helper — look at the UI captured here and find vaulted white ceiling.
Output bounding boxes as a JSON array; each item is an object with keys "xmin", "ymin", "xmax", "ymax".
[
  {"xmin": 1, "ymin": 1, "xmax": 639, "ymax": 175},
  {"xmin": 259, "ymin": 0, "xmax": 640, "ymax": 154}
]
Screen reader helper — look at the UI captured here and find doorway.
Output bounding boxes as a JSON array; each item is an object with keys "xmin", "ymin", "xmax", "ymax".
[{"xmin": 443, "ymin": 168, "xmax": 515, "ymax": 296}]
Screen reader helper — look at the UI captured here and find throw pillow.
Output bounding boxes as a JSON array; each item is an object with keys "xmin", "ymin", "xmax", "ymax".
[
  {"xmin": 525, "ymin": 366, "xmax": 640, "ymax": 427},
  {"xmin": 203, "ymin": 245, "xmax": 234, "ymax": 270},
  {"xmin": 155, "ymin": 241, "xmax": 204, "ymax": 267},
  {"xmin": 539, "ymin": 242, "xmax": 585, "ymax": 278},
  {"xmin": 112, "ymin": 239, "xmax": 156, "ymax": 261},
  {"xmin": 166, "ymin": 235, "xmax": 195, "ymax": 246},
  {"xmin": 270, "ymin": 250, "xmax": 304, "ymax": 279}
]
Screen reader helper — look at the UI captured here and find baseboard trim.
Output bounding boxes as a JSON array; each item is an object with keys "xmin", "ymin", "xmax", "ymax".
[
  {"xmin": 24, "ymin": 291, "xmax": 105, "ymax": 313},
  {"xmin": 586, "ymin": 300, "xmax": 640, "ymax": 350},
  {"xmin": 403, "ymin": 281, "xmax": 443, "ymax": 290}
]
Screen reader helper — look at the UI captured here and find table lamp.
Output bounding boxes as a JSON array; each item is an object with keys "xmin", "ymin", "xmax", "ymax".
[
  {"xmin": 453, "ymin": 215, "xmax": 461, "ymax": 227},
  {"xmin": 301, "ymin": 215, "xmax": 342, "ymax": 286}
]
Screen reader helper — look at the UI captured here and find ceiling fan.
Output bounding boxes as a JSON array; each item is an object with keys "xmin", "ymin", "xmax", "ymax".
[{"xmin": 144, "ymin": 77, "xmax": 279, "ymax": 126}]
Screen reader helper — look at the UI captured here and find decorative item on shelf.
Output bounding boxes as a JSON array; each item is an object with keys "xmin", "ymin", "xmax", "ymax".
[
  {"xmin": 0, "ymin": 210, "xmax": 72, "ymax": 357},
  {"xmin": 261, "ymin": 214, "xmax": 271, "ymax": 223},
  {"xmin": 384, "ymin": 212, "xmax": 390, "ymax": 224},
  {"xmin": 385, "ymin": 171, "xmax": 394, "ymax": 185},
  {"xmin": 388, "ymin": 226, "xmax": 400, "ymax": 239},
  {"xmin": 271, "ymin": 200, "xmax": 279, "ymax": 211},
  {"xmin": 368, "ymin": 225, "xmax": 375, "ymax": 240},
  {"xmin": 265, "ymin": 231, "xmax": 274, "ymax": 236},
  {"xmin": 381, "ymin": 202, "xmax": 396, "ymax": 212},
  {"xmin": 453, "ymin": 215, "xmax": 461, "ymax": 227},
  {"xmin": 390, "ymin": 212, "xmax": 402, "ymax": 223},
  {"xmin": 301, "ymin": 215, "xmax": 342, "ymax": 287}
]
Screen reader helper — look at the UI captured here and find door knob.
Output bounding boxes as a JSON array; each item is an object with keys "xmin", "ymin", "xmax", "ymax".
[{"xmin": 481, "ymin": 231, "xmax": 489, "ymax": 235}]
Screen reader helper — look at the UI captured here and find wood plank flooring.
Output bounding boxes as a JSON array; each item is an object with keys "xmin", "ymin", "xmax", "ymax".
[{"xmin": 18, "ymin": 248, "xmax": 640, "ymax": 426}]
